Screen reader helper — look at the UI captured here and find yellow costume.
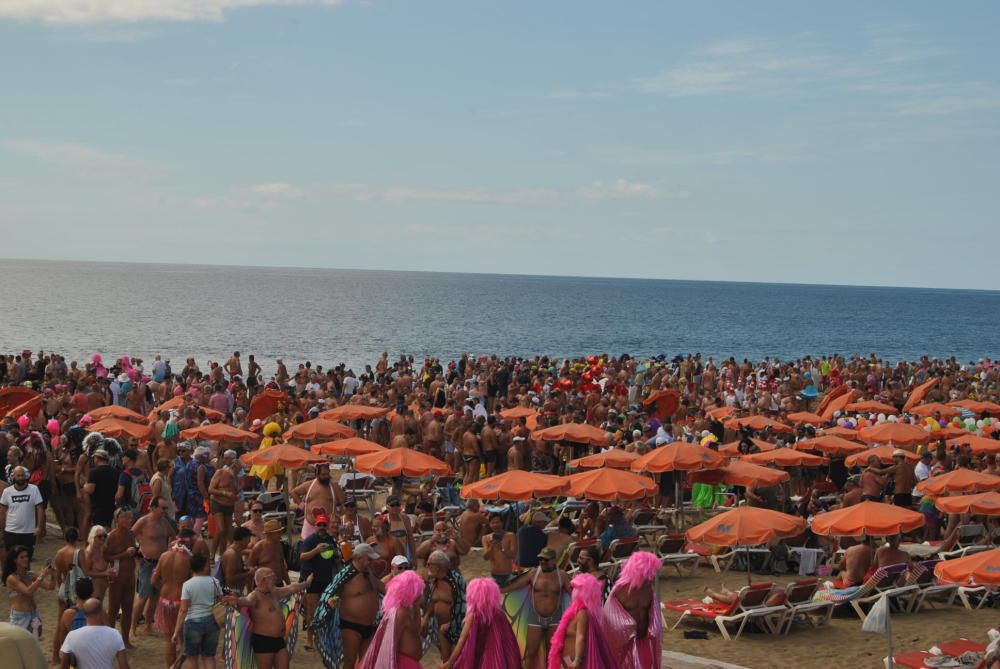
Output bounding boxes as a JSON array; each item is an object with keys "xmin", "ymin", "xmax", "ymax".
[{"xmin": 250, "ymin": 422, "xmax": 284, "ymax": 482}]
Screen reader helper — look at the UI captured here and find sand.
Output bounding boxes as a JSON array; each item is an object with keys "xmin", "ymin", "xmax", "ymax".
[{"xmin": 6, "ymin": 520, "xmax": 994, "ymax": 669}]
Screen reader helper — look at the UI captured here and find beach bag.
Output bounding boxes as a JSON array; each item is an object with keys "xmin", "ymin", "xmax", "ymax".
[
  {"xmin": 211, "ymin": 579, "xmax": 227, "ymax": 628},
  {"xmin": 122, "ymin": 469, "xmax": 153, "ymax": 515}
]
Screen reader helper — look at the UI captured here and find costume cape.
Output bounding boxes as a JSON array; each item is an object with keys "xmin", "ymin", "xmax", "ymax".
[
  {"xmin": 547, "ymin": 599, "xmax": 617, "ymax": 669},
  {"xmin": 601, "ymin": 581, "xmax": 662, "ymax": 669},
  {"xmin": 223, "ymin": 593, "xmax": 301, "ymax": 669},
  {"xmin": 449, "ymin": 607, "xmax": 522, "ymax": 669},
  {"xmin": 422, "ymin": 568, "xmax": 466, "ymax": 652}
]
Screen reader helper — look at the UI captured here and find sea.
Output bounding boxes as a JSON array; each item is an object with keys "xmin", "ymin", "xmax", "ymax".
[{"xmin": 1, "ymin": 259, "xmax": 998, "ymax": 375}]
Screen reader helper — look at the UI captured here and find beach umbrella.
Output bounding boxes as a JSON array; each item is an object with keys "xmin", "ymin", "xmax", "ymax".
[
  {"xmin": 241, "ymin": 443, "xmax": 328, "ymax": 543},
  {"xmin": 706, "ymin": 406, "xmax": 735, "ymax": 420},
  {"xmin": 688, "ymin": 460, "xmax": 790, "ymax": 488},
  {"xmin": 88, "ymin": 418, "xmax": 153, "ymax": 441},
  {"xmin": 4, "ymin": 396, "xmax": 43, "ymax": 421},
  {"xmin": 947, "ymin": 399, "xmax": 1000, "ymax": 416},
  {"xmin": 819, "ymin": 388, "xmax": 860, "ymax": 421},
  {"xmin": 460, "ymin": 470, "xmax": 568, "ymax": 501},
  {"xmin": 903, "ymin": 378, "xmax": 939, "ymax": 412},
  {"xmin": 568, "ymin": 449, "xmax": 639, "ymax": 470},
  {"xmin": 909, "ymin": 403, "xmax": 962, "ymax": 419},
  {"xmin": 643, "ymin": 388, "xmax": 680, "ymax": 421},
  {"xmin": 844, "ymin": 446, "xmax": 919, "ymax": 468},
  {"xmin": 925, "ymin": 425, "xmax": 969, "ymax": 441},
  {"xmin": 724, "ymin": 416, "xmax": 794, "ymax": 433},
  {"xmin": 786, "ymin": 411, "xmax": 826, "ymax": 426},
  {"xmin": 354, "ymin": 447, "xmax": 451, "ymax": 478},
  {"xmin": 531, "ymin": 422, "xmax": 609, "ymax": 446},
  {"xmin": 247, "ymin": 389, "xmax": 288, "ymax": 423},
  {"xmin": 914, "ymin": 469, "xmax": 1000, "ymax": 496},
  {"xmin": 0, "ymin": 387, "xmax": 39, "ymax": 416},
  {"xmin": 718, "ymin": 438, "xmax": 776, "ymax": 457},
  {"xmin": 687, "ymin": 506, "xmax": 806, "ymax": 584},
  {"xmin": 857, "ymin": 422, "xmax": 929, "ymax": 445},
  {"xmin": 934, "ymin": 491, "xmax": 1000, "ymax": 516},
  {"xmin": 498, "ymin": 406, "xmax": 539, "ymax": 430},
  {"xmin": 741, "ymin": 449, "xmax": 828, "ymax": 468},
  {"xmin": 946, "ymin": 434, "xmax": 1000, "ymax": 454},
  {"xmin": 282, "ymin": 419, "xmax": 356, "ymax": 442},
  {"xmin": 933, "ymin": 548, "xmax": 1000, "ymax": 586},
  {"xmin": 820, "ymin": 426, "xmax": 860, "ymax": 438},
  {"xmin": 310, "ymin": 437, "xmax": 386, "ymax": 457},
  {"xmin": 86, "ymin": 405, "xmax": 149, "ymax": 424},
  {"xmin": 810, "ymin": 501, "xmax": 924, "ymax": 537},
  {"xmin": 793, "ymin": 435, "xmax": 867, "ymax": 457},
  {"xmin": 564, "ymin": 468, "xmax": 657, "ymax": 502},
  {"xmin": 319, "ymin": 404, "xmax": 391, "ymax": 422},
  {"xmin": 846, "ymin": 400, "xmax": 898, "ymax": 414},
  {"xmin": 630, "ymin": 442, "xmax": 725, "ymax": 473},
  {"xmin": 180, "ymin": 423, "xmax": 261, "ymax": 443},
  {"xmin": 148, "ymin": 397, "xmax": 225, "ymax": 422}
]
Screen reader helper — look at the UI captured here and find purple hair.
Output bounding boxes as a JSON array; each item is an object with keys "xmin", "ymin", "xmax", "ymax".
[
  {"xmin": 616, "ymin": 550, "xmax": 660, "ymax": 592},
  {"xmin": 381, "ymin": 570, "xmax": 424, "ymax": 612},
  {"xmin": 466, "ymin": 577, "xmax": 501, "ymax": 618}
]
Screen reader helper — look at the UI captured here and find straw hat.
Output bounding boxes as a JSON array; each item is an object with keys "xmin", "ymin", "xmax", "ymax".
[{"xmin": 263, "ymin": 519, "xmax": 284, "ymax": 534}]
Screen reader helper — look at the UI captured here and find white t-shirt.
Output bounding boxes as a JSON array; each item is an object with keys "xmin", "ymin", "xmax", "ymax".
[
  {"xmin": 61, "ymin": 625, "xmax": 125, "ymax": 669},
  {"xmin": 0, "ymin": 483, "xmax": 43, "ymax": 533},
  {"xmin": 181, "ymin": 575, "xmax": 221, "ymax": 621},
  {"xmin": 343, "ymin": 376, "xmax": 360, "ymax": 396}
]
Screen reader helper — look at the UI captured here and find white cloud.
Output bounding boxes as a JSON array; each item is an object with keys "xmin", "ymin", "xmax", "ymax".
[
  {"xmin": 576, "ymin": 179, "xmax": 686, "ymax": 201},
  {"xmin": 5, "ymin": 138, "xmax": 158, "ymax": 176},
  {"xmin": 381, "ymin": 186, "xmax": 554, "ymax": 206},
  {"xmin": 247, "ymin": 182, "xmax": 305, "ymax": 199},
  {"xmin": 0, "ymin": 0, "xmax": 344, "ymax": 24}
]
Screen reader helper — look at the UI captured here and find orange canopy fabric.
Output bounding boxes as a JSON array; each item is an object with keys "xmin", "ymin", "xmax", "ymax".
[
  {"xmin": 718, "ymin": 438, "xmax": 776, "ymax": 457},
  {"xmin": 934, "ymin": 492, "xmax": 1000, "ymax": 515},
  {"xmin": 741, "ymin": 449, "xmax": 828, "ymax": 468},
  {"xmin": 724, "ymin": 416, "xmax": 793, "ymax": 433},
  {"xmin": 925, "ymin": 425, "xmax": 969, "ymax": 440},
  {"xmin": 785, "ymin": 411, "xmax": 826, "ymax": 425},
  {"xmin": 247, "ymin": 389, "xmax": 288, "ymax": 423},
  {"xmin": 4, "ymin": 396, "xmax": 43, "ymax": 420},
  {"xmin": 903, "ymin": 378, "xmax": 939, "ymax": 412},
  {"xmin": 310, "ymin": 438, "xmax": 386, "ymax": 457},
  {"xmin": 793, "ymin": 435, "xmax": 867, "ymax": 457},
  {"xmin": 180, "ymin": 423, "xmax": 261, "ymax": 443},
  {"xmin": 844, "ymin": 445, "xmax": 919, "ymax": 467},
  {"xmin": 86, "ymin": 405, "xmax": 149, "ymax": 424},
  {"xmin": 88, "ymin": 418, "xmax": 153, "ymax": 440},
  {"xmin": 910, "ymin": 403, "xmax": 962, "ymax": 419},
  {"xmin": 531, "ymin": 423, "xmax": 608, "ymax": 446},
  {"xmin": 819, "ymin": 388, "xmax": 859, "ymax": 421},
  {"xmin": 846, "ymin": 400, "xmax": 898, "ymax": 414},
  {"xmin": 948, "ymin": 399, "xmax": 1000, "ymax": 416},
  {"xmin": 240, "ymin": 442, "xmax": 327, "ymax": 469},
  {"xmin": 643, "ymin": 388, "xmax": 680, "ymax": 421},
  {"xmin": 498, "ymin": 407, "xmax": 539, "ymax": 429},
  {"xmin": 630, "ymin": 442, "xmax": 725, "ymax": 473},
  {"xmin": 686, "ymin": 507, "xmax": 806, "ymax": 547},
  {"xmin": 934, "ymin": 548, "xmax": 1000, "ymax": 585},
  {"xmin": 569, "ymin": 449, "xmax": 639, "ymax": 469},
  {"xmin": 857, "ymin": 422, "xmax": 929, "ymax": 445},
  {"xmin": 820, "ymin": 426, "xmax": 859, "ymax": 438},
  {"xmin": 460, "ymin": 470, "xmax": 568, "ymax": 501},
  {"xmin": 0, "ymin": 387, "xmax": 39, "ymax": 415},
  {"xmin": 706, "ymin": 406, "xmax": 735, "ymax": 420},
  {"xmin": 564, "ymin": 468, "xmax": 657, "ymax": 501},
  {"xmin": 810, "ymin": 500, "xmax": 925, "ymax": 537},
  {"xmin": 282, "ymin": 419, "xmax": 356, "ymax": 442},
  {"xmin": 319, "ymin": 405, "xmax": 391, "ymax": 422},
  {"xmin": 148, "ymin": 397, "xmax": 225, "ymax": 422},
  {"xmin": 946, "ymin": 434, "xmax": 1000, "ymax": 454},
  {"xmin": 354, "ymin": 447, "xmax": 451, "ymax": 478},
  {"xmin": 689, "ymin": 461, "xmax": 790, "ymax": 488},
  {"xmin": 914, "ymin": 468, "xmax": 1000, "ymax": 496}
]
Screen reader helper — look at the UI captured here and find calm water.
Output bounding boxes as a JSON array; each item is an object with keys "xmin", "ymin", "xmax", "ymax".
[{"xmin": 1, "ymin": 259, "xmax": 998, "ymax": 373}]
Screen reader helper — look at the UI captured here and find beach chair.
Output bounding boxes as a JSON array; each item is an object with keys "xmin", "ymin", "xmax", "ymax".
[
  {"xmin": 847, "ymin": 563, "xmax": 920, "ymax": 620},
  {"xmin": 711, "ymin": 546, "xmax": 772, "ymax": 574},
  {"xmin": 664, "ymin": 582, "xmax": 786, "ymax": 640},
  {"xmin": 656, "ymin": 534, "xmax": 699, "ymax": 577},
  {"xmin": 632, "ymin": 508, "xmax": 668, "ymax": 547},
  {"xmin": 956, "ymin": 585, "xmax": 991, "ymax": 610},
  {"xmin": 341, "ymin": 474, "xmax": 378, "ymax": 512},
  {"xmin": 599, "ymin": 536, "xmax": 640, "ymax": 579},
  {"xmin": 901, "ymin": 560, "xmax": 959, "ymax": 612},
  {"xmin": 561, "ymin": 538, "xmax": 598, "ymax": 572},
  {"xmin": 956, "ymin": 523, "xmax": 987, "ymax": 548},
  {"xmin": 777, "ymin": 578, "xmax": 834, "ymax": 634}
]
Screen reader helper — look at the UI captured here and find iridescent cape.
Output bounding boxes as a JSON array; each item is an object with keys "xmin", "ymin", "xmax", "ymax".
[
  {"xmin": 450, "ymin": 607, "xmax": 522, "ymax": 669},
  {"xmin": 601, "ymin": 583, "xmax": 662, "ymax": 669}
]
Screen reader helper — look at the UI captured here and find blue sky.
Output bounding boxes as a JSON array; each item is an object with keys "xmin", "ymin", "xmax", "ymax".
[{"xmin": 1, "ymin": 1, "xmax": 999, "ymax": 289}]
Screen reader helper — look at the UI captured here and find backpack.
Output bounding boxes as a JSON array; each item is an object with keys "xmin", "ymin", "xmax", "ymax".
[{"xmin": 122, "ymin": 468, "xmax": 153, "ymax": 516}]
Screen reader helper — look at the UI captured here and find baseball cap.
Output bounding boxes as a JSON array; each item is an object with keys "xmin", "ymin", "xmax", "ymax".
[
  {"xmin": 315, "ymin": 513, "xmax": 331, "ymax": 526},
  {"xmin": 352, "ymin": 544, "xmax": 379, "ymax": 560},
  {"xmin": 391, "ymin": 555, "xmax": 409, "ymax": 567}
]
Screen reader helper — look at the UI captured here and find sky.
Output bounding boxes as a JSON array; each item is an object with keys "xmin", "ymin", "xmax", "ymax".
[{"xmin": 1, "ymin": 1, "xmax": 999, "ymax": 289}]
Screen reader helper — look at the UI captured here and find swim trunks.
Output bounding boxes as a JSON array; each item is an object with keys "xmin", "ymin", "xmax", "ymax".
[
  {"xmin": 339, "ymin": 618, "xmax": 377, "ymax": 641},
  {"xmin": 250, "ymin": 633, "xmax": 287, "ymax": 654}
]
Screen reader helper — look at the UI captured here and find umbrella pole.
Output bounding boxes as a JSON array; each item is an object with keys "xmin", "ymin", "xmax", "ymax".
[{"xmin": 284, "ymin": 476, "xmax": 293, "ymax": 550}]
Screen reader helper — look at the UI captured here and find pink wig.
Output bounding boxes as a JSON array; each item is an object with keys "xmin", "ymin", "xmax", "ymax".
[
  {"xmin": 16, "ymin": 415, "xmax": 30, "ymax": 431},
  {"xmin": 91, "ymin": 353, "xmax": 103, "ymax": 365},
  {"xmin": 45, "ymin": 419, "xmax": 60, "ymax": 437},
  {"xmin": 616, "ymin": 550, "xmax": 660, "ymax": 592},
  {"xmin": 569, "ymin": 573, "xmax": 604, "ymax": 617},
  {"xmin": 381, "ymin": 570, "xmax": 424, "ymax": 612},
  {"xmin": 466, "ymin": 577, "xmax": 501, "ymax": 618}
]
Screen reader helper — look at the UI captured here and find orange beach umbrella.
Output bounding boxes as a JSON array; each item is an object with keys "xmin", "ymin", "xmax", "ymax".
[
  {"xmin": 810, "ymin": 500, "xmax": 924, "ymax": 537},
  {"xmin": 564, "ymin": 468, "xmax": 657, "ymax": 501},
  {"xmin": 354, "ymin": 447, "xmax": 451, "ymax": 478},
  {"xmin": 310, "ymin": 438, "xmax": 386, "ymax": 457},
  {"xmin": 0, "ymin": 387, "xmax": 39, "ymax": 415},
  {"xmin": 718, "ymin": 438, "xmax": 776, "ymax": 457},
  {"xmin": 569, "ymin": 449, "xmax": 639, "ymax": 470},
  {"xmin": 688, "ymin": 460, "xmax": 790, "ymax": 488},
  {"xmin": 933, "ymin": 548, "xmax": 1000, "ymax": 586},
  {"xmin": 532, "ymin": 422, "xmax": 609, "ymax": 446},
  {"xmin": 4, "ymin": 396, "xmax": 43, "ymax": 420},
  {"xmin": 630, "ymin": 442, "xmax": 725, "ymax": 473},
  {"xmin": 460, "ymin": 470, "xmax": 567, "ymax": 501},
  {"xmin": 786, "ymin": 411, "xmax": 826, "ymax": 426},
  {"xmin": 320, "ymin": 404, "xmax": 391, "ymax": 422},
  {"xmin": 87, "ymin": 405, "xmax": 149, "ymax": 424},
  {"xmin": 283, "ymin": 419, "xmax": 356, "ymax": 442},
  {"xmin": 88, "ymin": 418, "xmax": 153, "ymax": 440},
  {"xmin": 643, "ymin": 388, "xmax": 680, "ymax": 421},
  {"xmin": 724, "ymin": 416, "xmax": 794, "ymax": 433},
  {"xmin": 181, "ymin": 423, "xmax": 260, "ymax": 443},
  {"xmin": 903, "ymin": 378, "xmax": 939, "ymax": 412},
  {"xmin": 793, "ymin": 435, "xmax": 867, "ymax": 457},
  {"xmin": 247, "ymin": 389, "xmax": 288, "ymax": 424},
  {"xmin": 857, "ymin": 422, "xmax": 929, "ymax": 445},
  {"xmin": 910, "ymin": 403, "xmax": 962, "ymax": 419},
  {"xmin": 914, "ymin": 469, "xmax": 1000, "ymax": 496},
  {"xmin": 934, "ymin": 491, "xmax": 1000, "ymax": 516},
  {"xmin": 499, "ymin": 406, "xmax": 539, "ymax": 429},
  {"xmin": 741, "ymin": 449, "xmax": 828, "ymax": 468},
  {"xmin": 687, "ymin": 506, "xmax": 806, "ymax": 547},
  {"xmin": 819, "ymin": 388, "xmax": 860, "ymax": 421},
  {"xmin": 844, "ymin": 445, "xmax": 919, "ymax": 468},
  {"xmin": 946, "ymin": 434, "xmax": 1000, "ymax": 455},
  {"xmin": 820, "ymin": 426, "xmax": 859, "ymax": 438},
  {"xmin": 846, "ymin": 400, "xmax": 898, "ymax": 414},
  {"xmin": 148, "ymin": 397, "xmax": 225, "ymax": 422},
  {"xmin": 706, "ymin": 406, "xmax": 735, "ymax": 420},
  {"xmin": 240, "ymin": 442, "xmax": 327, "ymax": 469},
  {"xmin": 948, "ymin": 399, "xmax": 1000, "ymax": 416}
]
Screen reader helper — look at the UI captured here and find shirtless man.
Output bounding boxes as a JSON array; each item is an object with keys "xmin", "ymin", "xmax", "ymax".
[
  {"xmin": 248, "ymin": 520, "xmax": 288, "ymax": 586},
  {"xmin": 508, "ymin": 435, "xmax": 527, "ymax": 471},
  {"xmin": 604, "ymin": 551, "xmax": 662, "ymax": 669},
  {"xmin": 422, "ymin": 550, "xmax": 465, "ymax": 662},
  {"xmin": 860, "ymin": 456, "xmax": 887, "ymax": 502},
  {"xmin": 416, "ymin": 521, "xmax": 469, "ymax": 569},
  {"xmin": 131, "ymin": 496, "xmax": 176, "ymax": 641},
  {"xmin": 546, "ymin": 516, "xmax": 575, "ymax": 564},
  {"xmin": 888, "ymin": 450, "xmax": 917, "ymax": 508},
  {"xmin": 104, "ymin": 508, "xmax": 137, "ymax": 647},
  {"xmin": 221, "ymin": 527, "xmax": 254, "ymax": 593},
  {"xmin": 874, "ymin": 534, "xmax": 912, "ymax": 570},
  {"xmin": 242, "ymin": 500, "xmax": 267, "ymax": 545},
  {"xmin": 51, "ymin": 527, "xmax": 84, "ymax": 662},
  {"xmin": 340, "ymin": 499, "xmax": 372, "ymax": 545},
  {"xmin": 836, "ymin": 536, "xmax": 874, "ymax": 587},
  {"xmin": 481, "ymin": 417, "xmax": 500, "ymax": 477},
  {"xmin": 386, "ymin": 496, "xmax": 416, "ymax": 562},
  {"xmin": 461, "ymin": 422, "xmax": 482, "ymax": 484},
  {"xmin": 225, "ymin": 568, "xmax": 311, "ymax": 669},
  {"xmin": 320, "ymin": 543, "xmax": 386, "ymax": 669},
  {"xmin": 456, "ymin": 499, "xmax": 486, "ymax": 550},
  {"xmin": 224, "ymin": 352, "xmax": 243, "ymax": 382},
  {"xmin": 291, "ymin": 463, "xmax": 345, "ymax": 539},
  {"xmin": 424, "ymin": 414, "xmax": 444, "ymax": 458},
  {"xmin": 365, "ymin": 571, "xmax": 423, "ymax": 669},
  {"xmin": 501, "ymin": 547, "xmax": 570, "ymax": 669},
  {"xmin": 482, "ymin": 513, "xmax": 516, "ymax": 587},
  {"xmin": 208, "ymin": 449, "xmax": 240, "ymax": 559},
  {"xmin": 151, "ymin": 531, "xmax": 195, "ymax": 668}
]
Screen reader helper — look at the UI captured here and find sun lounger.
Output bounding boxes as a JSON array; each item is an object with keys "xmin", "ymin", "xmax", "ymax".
[
  {"xmin": 632, "ymin": 508, "xmax": 668, "ymax": 546},
  {"xmin": 847, "ymin": 563, "xmax": 921, "ymax": 620},
  {"xmin": 664, "ymin": 582, "xmax": 786, "ymax": 640},
  {"xmin": 561, "ymin": 538, "xmax": 598, "ymax": 572},
  {"xmin": 777, "ymin": 578, "xmax": 834, "ymax": 634},
  {"xmin": 599, "ymin": 536, "xmax": 640, "ymax": 579},
  {"xmin": 902, "ymin": 561, "xmax": 959, "ymax": 612},
  {"xmin": 655, "ymin": 534, "xmax": 698, "ymax": 577},
  {"xmin": 956, "ymin": 585, "xmax": 990, "ymax": 610}
]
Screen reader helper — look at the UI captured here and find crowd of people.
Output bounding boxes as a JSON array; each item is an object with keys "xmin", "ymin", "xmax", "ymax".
[{"xmin": 0, "ymin": 348, "xmax": 999, "ymax": 669}]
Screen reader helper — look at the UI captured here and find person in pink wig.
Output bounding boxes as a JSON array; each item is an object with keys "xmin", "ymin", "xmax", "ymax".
[
  {"xmin": 439, "ymin": 577, "xmax": 521, "ymax": 669},
  {"xmin": 357, "ymin": 569, "xmax": 424, "ymax": 669},
  {"xmin": 547, "ymin": 573, "xmax": 615, "ymax": 669},
  {"xmin": 602, "ymin": 551, "xmax": 662, "ymax": 669}
]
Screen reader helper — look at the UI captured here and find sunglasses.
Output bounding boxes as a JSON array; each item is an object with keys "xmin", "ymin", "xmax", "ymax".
[
  {"xmin": 251, "ymin": 509, "xmax": 263, "ymax": 513},
  {"xmin": 316, "ymin": 523, "xmax": 328, "ymax": 528},
  {"xmin": 95, "ymin": 534, "xmax": 107, "ymax": 539}
]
